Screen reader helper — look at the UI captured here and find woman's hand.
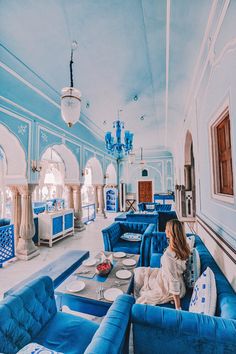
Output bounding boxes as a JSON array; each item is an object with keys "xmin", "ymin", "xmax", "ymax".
[{"xmin": 173, "ymin": 294, "xmax": 181, "ymax": 310}]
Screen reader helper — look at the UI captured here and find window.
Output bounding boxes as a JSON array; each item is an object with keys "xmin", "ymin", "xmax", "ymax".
[
  {"xmin": 211, "ymin": 109, "xmax": 234, "ymax": 199},
  {"xmin": 142, "ymin": 169, "xmax": 148, "ymax": 177}
]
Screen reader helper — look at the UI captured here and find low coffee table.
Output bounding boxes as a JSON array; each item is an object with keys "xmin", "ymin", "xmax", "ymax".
[{"xmin": 55, "ymin": 252, "xmax": 139, "ymax": 316}]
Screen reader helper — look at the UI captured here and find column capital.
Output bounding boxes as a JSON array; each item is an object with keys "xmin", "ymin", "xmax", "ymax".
[
  {"xmin": 71, "ymin": 184, "xmax": 82, "ymax": 191},
  {"xmin": 8, "ymin": 185, "xmax": 20, "ymax": 194},
  {"xmin": 17, "ymin": 184, "xmax": 37, "ymax": 195}
]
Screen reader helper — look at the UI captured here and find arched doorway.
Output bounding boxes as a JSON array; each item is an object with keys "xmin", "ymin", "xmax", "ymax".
[
  {"xmin": 105, "ymin": 163, "xmax": 117, "ymax": 186},
  {"xmin": 0, "ymin": 124, "xmax": 27, "ymax": 219},
  {"xmin": 184, "ymin": 131, "xmax": 196, "ymax": 217},
  {"xmin": 35, "ymin": 147, "xmax": 65, "ymax": 202},
  {"xmin": 82, "ymin": 157, "xmax": 103, "ymax": 205}
]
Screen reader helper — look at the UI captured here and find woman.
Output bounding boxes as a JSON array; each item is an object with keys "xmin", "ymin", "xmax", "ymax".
[{"xmin": 134, "ymin": 219, "xmax": 190, "ymax": 309}]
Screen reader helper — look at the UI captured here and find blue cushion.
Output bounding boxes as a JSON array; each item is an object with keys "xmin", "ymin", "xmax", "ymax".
[
  {"xmin": 158, "ymin": 211, "xmax": 177, "ymax": 231},
  {"xmin": 194, "ymin": 236, "xmax": 236, "ymax": 319},
  {"xmin": 120, "ymin": 232, "xmax": 142, "ymax": 242},
  {"xmin": 113, "ymin": 239, "xmax": 141, "ymax": 254},
  {"xmin": 184, "ymin": 248, "xmax": 201, "ymax": 288},
  {"xmin": 17, "ymin": 343, "xmax": 63, "ymax": 353},
  {"xmin": 189, "ymin": 267, "xmax": 217, "ymax": 316},
  {"xmin": 35, "ymin": 311, "xmax": 99, "ymax": 354}
]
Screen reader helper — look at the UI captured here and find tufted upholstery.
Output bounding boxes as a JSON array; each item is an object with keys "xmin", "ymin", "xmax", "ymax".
[
  {"xmin": 0, "ymin": 276, "xmax": 135, "ymax": 354},
  {"xmin": 0, "ymin": 276, "xmax": 57, "ymax": 354},
  {"xmin": 126, "ymin": 213, "xmax": 159, "ymax": 230},
  {"xmin": 155, "ymin": 204, "xmax": 172, "ymax": 211},
  {"xmin": 132, "ymin": 234, "xmax": 236, "ymax": 353},
  {"xmin": 138, "ymin": 203, "xmax": 172, "ymax": 212},
  {"xmin": 84, "ymin": 294, "xmax": 135, "ymax": 354},
  {"xmin": 102, "ymin": 221, "xmax": 156, "ymax": 266}
]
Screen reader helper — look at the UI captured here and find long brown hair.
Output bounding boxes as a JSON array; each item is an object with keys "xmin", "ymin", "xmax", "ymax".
[{"xmin": 166, "ymin": 219, "xmax": 190, "ymax": 260}]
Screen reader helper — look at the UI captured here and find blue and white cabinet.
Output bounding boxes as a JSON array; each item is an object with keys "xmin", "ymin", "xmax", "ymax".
[
  {"xmin": 105, "ymin": 187, "xmax": 118, "ymax": 212},
  {"xmin": 38, "ymin": 209, "xmax": 74, "ymax": 247}
]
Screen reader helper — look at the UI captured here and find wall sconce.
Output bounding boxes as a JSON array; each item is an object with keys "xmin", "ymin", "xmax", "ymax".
[{"xmin": 31, "ymin": 160, "xmax": 42, "ymax": 173}]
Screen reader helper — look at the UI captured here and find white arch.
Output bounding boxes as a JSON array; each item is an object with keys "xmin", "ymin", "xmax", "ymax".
[
  {"xmin": 106, "ymin": 163, "xmax": 117, "ymax": 185},
  {"xmin": 0, "ymin": 123, "xmax": 27, "ymax": 184},
  {"xmin": 85, "ymin": 157, "xmax": 103, "ymax": 184},
  {"xmin": 41, "ymin": 144, "xmax": 80, "ymax": 184}
]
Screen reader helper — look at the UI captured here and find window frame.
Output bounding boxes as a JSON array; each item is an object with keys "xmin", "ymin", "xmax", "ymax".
[{"xmin": 210, "ymin": 103, "xmax": 234, "ymax": 204}]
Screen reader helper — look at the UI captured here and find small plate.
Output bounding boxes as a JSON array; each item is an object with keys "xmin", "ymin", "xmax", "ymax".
[
  {"xmin": 83, "ymin": 258, "xmax": 97, "ymax": 266},
  {"xmin": 122, "ymin": 258, "xmax": 136, "ymax": 267},
  {"xmin": 116, "ymin": 270, "xmax": 132, "ymax": 280},
  {"xmin": 104, "ymin": 288, "xmax": 123, "ymax": 302},
  {"xmin": 114, "ymin": 252, "xmax": 126, "ymax": 258},
  {"xmin": 66, "ymin": 280, "xmax": 85, "ymax": 293}
]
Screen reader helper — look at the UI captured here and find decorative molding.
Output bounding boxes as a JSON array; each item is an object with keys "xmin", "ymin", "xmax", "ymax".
[
  {"xmin": 0, "ymin": 61, "xmax": 59, "ymax": 108},
  {"xmin": 0, "ymin": 62, "xmax": 104, "ymax": 140},
  {"xmin": 40, "ymin": 131, "xmax": 48, "ymax": 142},
  {"xmin": 17, "ymin": 124, "xmax": 28, "ymax": 136},
  {"xmin": 184, "ymin": 0, "xmax": 230, "ymax": 125},
  {"xmin": 197, "ymin": 210, "xmax": 236, "ymax": 248},
  {"xmin": 197, "ymin": 215, "xmax": 236, "ymax": 264},
  {"xmin": 184, "ymin": 0, "xmax": 218, "ymax": 118},
  {"xmin": 0, "ymin": 106, "xmax": 31, "ymax": 179},
  {"xmin": 0, "ymin": 95, "xmax": 114, "ymax": 159}
]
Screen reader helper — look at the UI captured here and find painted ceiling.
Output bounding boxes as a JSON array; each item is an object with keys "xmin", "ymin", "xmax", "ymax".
[{"xmin": 0, "ymin": 0, "xmax": 213, "ymax": 154}]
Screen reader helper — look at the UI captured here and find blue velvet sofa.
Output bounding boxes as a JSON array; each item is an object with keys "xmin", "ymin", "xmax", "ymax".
[
  {"xmin": 0, "ymin": 218, "xmax": 11, "ymax": 227},
  {"xmin": 126, "ymin": 212, "xmax": 159, "ymax": 230},
  {"xmin": 102, "ymin": 221, "xmax": 156, "ymax": 266},
  {"xmin": 138, "ymin": 202, "xmax": 172, "ymax": 212},
  {"xmin": 131, "ymin": 234, "xmax": 236, "ymax": 353},
  {"xmin": 0, "ymin": 275, "xmax": 135, "ymax": 354}
]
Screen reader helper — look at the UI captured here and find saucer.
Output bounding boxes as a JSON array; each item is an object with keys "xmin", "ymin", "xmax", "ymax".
[
  {"xmin": 116, "ymin": 270, "xmax": 132, "ymax": 280},
  {"xmin": 66, "ymin": 280, "xmax": 85, "ymax": 293},
  {"xmin": 104, "ymin": 288, "xmax": 123, "ymax": 302},
  {"xmin": 83, "ymin": 258, "xmax": 97, "ymax": 266},
  {"xmin": 122, "ymin": 258, "xmax": 136, "ymax": 267},
  {"xmin": 114, "ymin": 252, "xmax": 126, "ymax": 258}
]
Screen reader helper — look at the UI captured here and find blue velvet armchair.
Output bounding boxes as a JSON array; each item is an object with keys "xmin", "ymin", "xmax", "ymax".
[
  {"xmin": 0, "ymin": 275, "xmax": 135, "ymax": 354},
  {"xmin": 131, "ymin": 235, "xmax": 236, "ymax": 353},
  {"xmin": 102, "ymin": 221, "xmax": 156, "ymax": 266}
]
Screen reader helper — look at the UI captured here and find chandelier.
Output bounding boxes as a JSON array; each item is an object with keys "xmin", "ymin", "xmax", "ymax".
[
  {"xmin": 61, "ymin": 41, "xmax": 81, "ymax": 127},
  {"xmin": 105, "ymin": 111, "xmax": 134, "ymax": 158}
]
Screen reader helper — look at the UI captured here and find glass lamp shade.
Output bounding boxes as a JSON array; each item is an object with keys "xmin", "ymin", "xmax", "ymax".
[{"xmin": 61, "ymin": 87, "xmax": 81, "ymax": 127}]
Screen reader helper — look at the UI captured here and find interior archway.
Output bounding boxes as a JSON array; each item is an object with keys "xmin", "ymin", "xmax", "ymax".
[
  {"xmin": 85, "ymin": 157, "xmax": 103, "ymax": 185},
  {"xmin": 105, "ymin": 163, "xmax": 117, "ymax": 185},
  {"xmin": 0, "ymin": 123, "xmax": 27, "ymax": 185}
]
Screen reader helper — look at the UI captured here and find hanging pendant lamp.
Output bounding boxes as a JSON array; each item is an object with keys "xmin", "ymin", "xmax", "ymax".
[{"xmin": 61, "ymin": 41, "xmax": 81, "ymax": 127}]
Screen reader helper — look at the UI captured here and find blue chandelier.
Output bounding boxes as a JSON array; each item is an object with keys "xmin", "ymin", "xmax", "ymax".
[{"xmin": 105, "ymin": 114, "xmax": 133, "ymax": 158}]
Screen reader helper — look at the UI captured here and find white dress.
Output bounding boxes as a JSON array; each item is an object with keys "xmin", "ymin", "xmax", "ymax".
[{"xmin": 134, "ymin": 248, "xmax": 187, "ymax": 305}]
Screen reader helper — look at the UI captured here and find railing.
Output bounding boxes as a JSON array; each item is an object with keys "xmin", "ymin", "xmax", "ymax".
[
  {"xmin": 0, "ymin": 224, "xmax": 15, "ymax": 267},
  {"xmin": 82, "ymin": 203, "xmax": 96, "ymax": 224}
]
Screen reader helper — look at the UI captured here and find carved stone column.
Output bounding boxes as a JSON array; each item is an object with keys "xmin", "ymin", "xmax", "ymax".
[
  {"xmin": 16, "ymin": 184, "xmax": 40, "ymax": 260},
  {"xmin": 9, "ymin": 186, "xmax": 21, "ymax": 246},
  {"xmin": 94, "ymin": 184, "xmax": 99, "ymax": 213},
  {"xmin": 97, "ymin": 184, "xmax": 107, "ymax": 218},
  {"xmin": 65, "ymin": 184, "xmax": 74, "ymax": 209},
  {"xmin": 72, "ymin": 184, "xmax": 85, "ymax": 231}
]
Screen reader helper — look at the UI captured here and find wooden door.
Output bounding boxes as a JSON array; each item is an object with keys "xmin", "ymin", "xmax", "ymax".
[
  {"xmin": 138, "ymin": 181, "xmax": 152, "ymax": 202},
  {"xmin": 217, "ymin": 115, "xmax": 233, "ymax": 195}
]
